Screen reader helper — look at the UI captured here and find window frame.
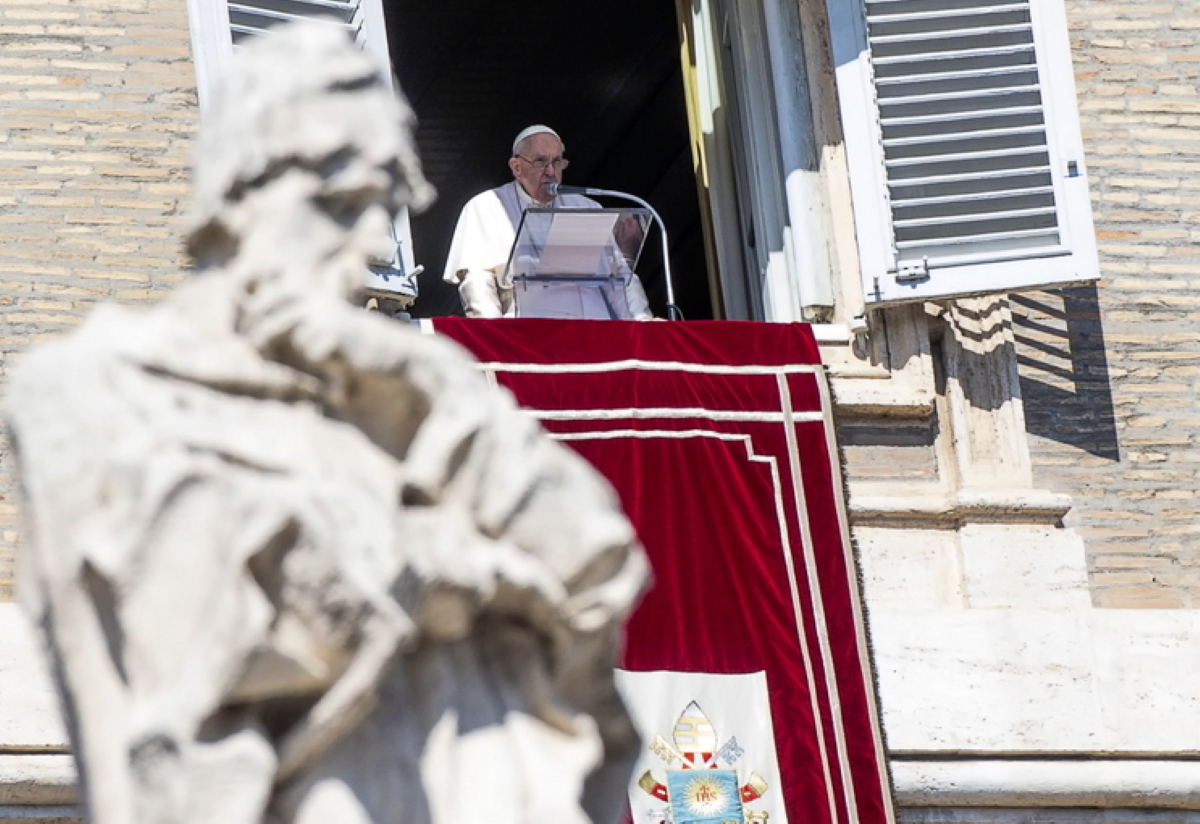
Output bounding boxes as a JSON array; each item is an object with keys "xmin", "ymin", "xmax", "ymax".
[
  {"xmin": 184, "ymin": 0, "xmax": 421, "ymax": 298},
  {"xmin": 678, "ymin": 0, "xmax": 843, "ymax": 323},
  {"xmin": 826, "ymin": 0, "xmax": 1099, "ymax": 305}
]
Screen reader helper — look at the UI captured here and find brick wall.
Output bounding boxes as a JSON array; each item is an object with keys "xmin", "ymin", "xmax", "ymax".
[
  {"xmin": 0, "ymin": 0, "xmax": 197, "ymax": 601},
  {"xmin": 1013, "ymin": 1, "xmax": 1200, "ymax": 607}
]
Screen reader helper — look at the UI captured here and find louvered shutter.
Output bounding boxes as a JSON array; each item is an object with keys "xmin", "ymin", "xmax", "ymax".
[
  {"xmin": 185, "ymin": 0, "xmax": 420, "ymax": 299},
  {"xmin": 188, "ymin": 0, "xmax": 393, "ymax": 112},
  {"xmin": 228, "ymin": 0, "xmax": 365, "ymax": 45},
  {"xmin": 827, "ymin": 0, "xmax": 1097, "ymax": 305}
]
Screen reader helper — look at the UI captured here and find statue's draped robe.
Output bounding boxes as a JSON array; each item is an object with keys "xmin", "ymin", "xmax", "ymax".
[{"xmin": 9, "ymin": 276, "xmax": 647, "ymax": 824}]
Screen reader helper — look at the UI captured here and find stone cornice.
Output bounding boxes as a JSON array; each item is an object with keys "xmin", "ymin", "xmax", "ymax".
[
  {"xmin": 890, "ymin": 758, "xmax": 1200, "ymax": 809},
  {"xmin": 0, "ymin": 754, "xmax": 75, "ymax": 806},
  {"xmin": 849, "ymin": 488, "xmax": 1074, "ymax": 526}
]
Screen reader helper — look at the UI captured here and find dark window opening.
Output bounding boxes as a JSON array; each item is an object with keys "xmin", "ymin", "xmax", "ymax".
[{"xmin": 384, "ymin": 0, "xmax": 713, "ymax": 320}]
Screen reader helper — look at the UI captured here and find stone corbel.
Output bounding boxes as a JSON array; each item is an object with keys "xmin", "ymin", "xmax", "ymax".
[
  {"xmin": 837, "ymin": 297, "xmax": 1074, "ymax": 528},
  {"xmin": 825, "ymin": 303, "xmax": 938, "ymax": 417},
  {"xmin": 933, "ymin": 295, "xmax": 1035, "ymax": 493}
]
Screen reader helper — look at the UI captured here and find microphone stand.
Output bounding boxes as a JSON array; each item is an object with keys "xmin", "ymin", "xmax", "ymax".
[{"xmin": 549, "ymin": 184, "xmax": 682, "ymax": 320}]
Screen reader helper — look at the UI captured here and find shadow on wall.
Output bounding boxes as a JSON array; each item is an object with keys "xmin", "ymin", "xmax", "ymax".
[{"xmin": 1010, "ymin": 285, "xmax": 1119, "ymax": 461}]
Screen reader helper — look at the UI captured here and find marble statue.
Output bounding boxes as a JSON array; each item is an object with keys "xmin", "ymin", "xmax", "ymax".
[{"xmin": 5, "ymin": 22, "xmax": 647, "ymax": 824}]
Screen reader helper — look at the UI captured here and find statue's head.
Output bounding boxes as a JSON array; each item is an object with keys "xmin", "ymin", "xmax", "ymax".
[{"xmin": 185, "ymin": 22, "xmax": 434, "ymax": 289}]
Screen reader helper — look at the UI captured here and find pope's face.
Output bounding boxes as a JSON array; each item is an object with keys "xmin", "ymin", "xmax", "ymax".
[{"xmin": 508, "ymin": 133, "xmax": 566, "ymax": 204}]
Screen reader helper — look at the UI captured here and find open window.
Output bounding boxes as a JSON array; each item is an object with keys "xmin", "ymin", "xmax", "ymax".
[
  {"xmin": 185, "ymin": 0, "xmax": 420, "ymax": 301},
  {"xmin": 827, "ymin": 0, "xmax": 1098, "ymax": 304},
  {"xmin": 678, "ymin": 0, "xmax": 842, "ymax": 323}
]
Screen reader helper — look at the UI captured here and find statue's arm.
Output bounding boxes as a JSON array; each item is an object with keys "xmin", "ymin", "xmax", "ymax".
[{"xmin": 254, "ymin": 302, "xmax": 648, "ymax": 627}]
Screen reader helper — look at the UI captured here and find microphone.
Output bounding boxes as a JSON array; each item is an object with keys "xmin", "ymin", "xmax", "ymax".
[
  {"xmin": 545, "ymin": 183, "xmax": 681, "ymax": 320},
  {"xmin": 545, "ymin": 183, "xmax": 594, "ymax": 196}
]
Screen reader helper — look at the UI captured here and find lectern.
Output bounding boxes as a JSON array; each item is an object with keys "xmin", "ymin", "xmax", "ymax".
[{"xmin": 504, "ymin": 207, "xmax": 651, "ymax": 320}]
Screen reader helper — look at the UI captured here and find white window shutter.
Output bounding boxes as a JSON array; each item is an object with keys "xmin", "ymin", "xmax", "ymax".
[
  {"xmin": 228, "ymin": 0, "xmax": 366, "ymax": 45},
  {"xmin": 827, "ymin": 0, "xmax": 1098, "ymax": 305},
  {"xmin": 185, "ymin": 0, "xmax": 420, "ymax": 299},
  {"xmin": 188, "ymin": 0, "xmax": 393, "ymax": 112}
]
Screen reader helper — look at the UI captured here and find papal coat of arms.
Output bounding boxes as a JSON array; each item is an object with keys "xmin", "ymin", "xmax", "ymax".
[{"xmin": 636, "ymin": 701, "xmax": 769, "ymax": 824}]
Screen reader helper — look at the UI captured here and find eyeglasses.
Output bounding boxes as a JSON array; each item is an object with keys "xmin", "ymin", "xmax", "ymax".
[{"xmin": 515, "ymin": 155, "xmax": 570, "ymax": 171}]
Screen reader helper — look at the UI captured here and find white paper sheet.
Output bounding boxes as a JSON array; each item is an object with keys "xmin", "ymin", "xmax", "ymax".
[{"xmin": 534, "ymin": 212, "xmax": 621, "ymax": 276}]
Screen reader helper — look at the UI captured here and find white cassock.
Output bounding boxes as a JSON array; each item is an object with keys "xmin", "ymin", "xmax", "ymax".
[{"xmin": 442, "ymin": 181, "xmax": 654, "ymax": 320}]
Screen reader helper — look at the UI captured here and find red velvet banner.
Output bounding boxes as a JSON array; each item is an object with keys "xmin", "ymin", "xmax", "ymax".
[{"xmin": 431, "ymin": 319, "xmax": 893, "ymax": 824}]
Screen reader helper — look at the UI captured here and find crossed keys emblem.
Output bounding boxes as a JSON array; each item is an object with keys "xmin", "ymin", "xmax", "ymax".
[{"xmin": 636, "ymin": 701, "xmax": 769, "ymax": 824}]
